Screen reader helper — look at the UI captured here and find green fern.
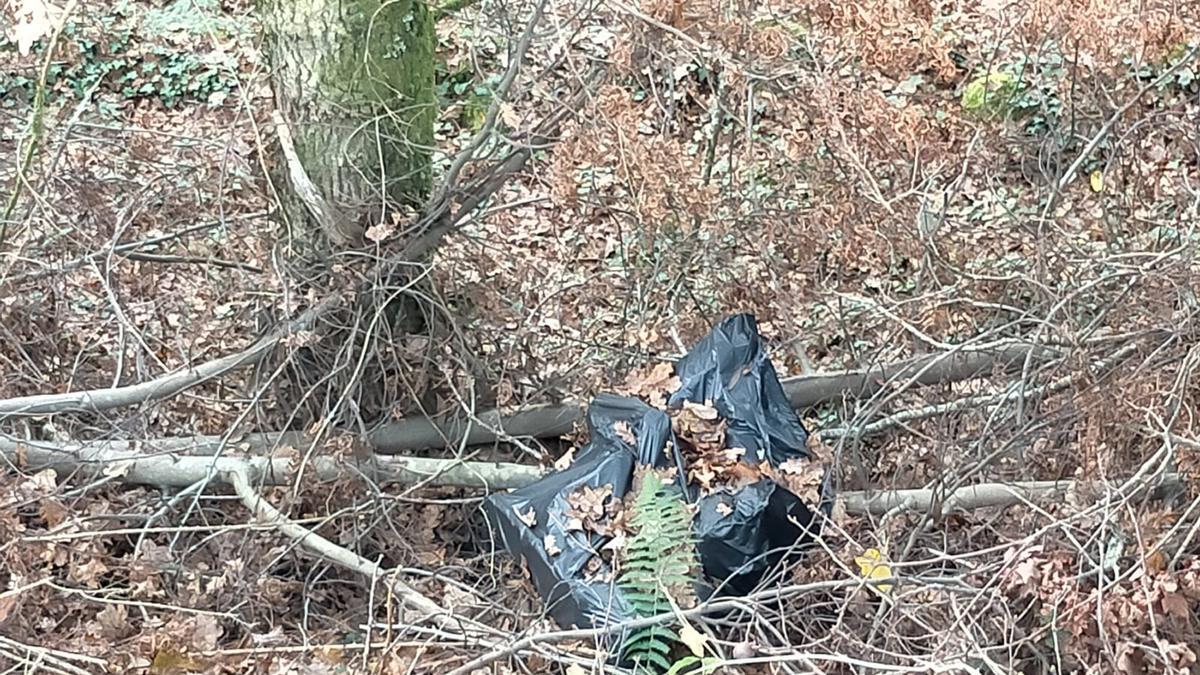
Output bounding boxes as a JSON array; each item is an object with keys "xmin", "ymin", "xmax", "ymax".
[{"xmin": 618, "ymin": 470, "xmax": 698, "ymax": 674}]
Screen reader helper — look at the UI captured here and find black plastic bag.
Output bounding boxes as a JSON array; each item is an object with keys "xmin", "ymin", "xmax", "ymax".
[{"xmin": 483, "ymin": 314, "xmax": 834, "ymax": 629}]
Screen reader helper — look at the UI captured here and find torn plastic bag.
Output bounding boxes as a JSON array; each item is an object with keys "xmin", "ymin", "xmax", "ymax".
[
  {"xmin": 483, "ymin": 313, "xmax": 835, "ymax": 629},
  {"xmin": 670, "ymin": 314, "xmax": 833, "ymax": 593},
  {"xmin": 669, "ymin": 313, "xmax": 811, "ymax": 468},
  {"xmin": 483, "ymin": 394, "xmax": 678, "ymax": 628}
]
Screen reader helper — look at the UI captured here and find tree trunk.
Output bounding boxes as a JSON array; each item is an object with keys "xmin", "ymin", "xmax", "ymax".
[
  {"xmin": 258, "ymin": 0, "xmax": 436, "ymax": 250},
  {"xmin": 255, "ymin": 0, "xmax": 439, "ymax": 426}
]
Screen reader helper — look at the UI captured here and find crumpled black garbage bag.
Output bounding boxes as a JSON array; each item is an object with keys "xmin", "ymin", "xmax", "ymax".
[{"xmin": 483, "ymin": 314, "xmax": 834, "ymax": 629}]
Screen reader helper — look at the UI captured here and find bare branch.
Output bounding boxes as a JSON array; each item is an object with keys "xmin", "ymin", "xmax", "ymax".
[
  {"xmin": 843, "ymin": 474, "xmax": 1183, "ymax": 516},
  {"xmin": 818, "ymin": 341, "xmax": 1139, "ymax": 440},
  {"xmin": 783, "ymin": 342, "xmax": 1057, "ymax": 408},
  {"xmin": 368, "ymin": 342, "xmax": 1057, "ymax": 453},
  {"xmin": 401, "ymin": 66, "xmax": 605, "ymax": 263},
  {"xmin": 424, "ymin": 0, "xmax": 551, "ymax": 215}
]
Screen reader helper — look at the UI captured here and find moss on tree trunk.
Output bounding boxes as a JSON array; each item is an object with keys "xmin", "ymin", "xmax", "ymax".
[{"xmin": 259, "ymin": 0, "xmax": 436, "ymax": 249}]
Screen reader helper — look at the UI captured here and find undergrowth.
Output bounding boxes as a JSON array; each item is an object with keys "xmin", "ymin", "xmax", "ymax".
[{"xmin": 0, "ymin": 2, "xmax": 241, "ymax": 109}]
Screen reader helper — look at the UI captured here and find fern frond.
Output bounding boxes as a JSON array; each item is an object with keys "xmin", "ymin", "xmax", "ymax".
[
  {"xmin": 628, "ymin": 648, "xmax": 674, "ymax": 673},
  {"xmin": 617, "ymin": 470, "xmax": 699, "ymax": 673}
]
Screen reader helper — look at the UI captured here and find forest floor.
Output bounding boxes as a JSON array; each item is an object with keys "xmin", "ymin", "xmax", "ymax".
[{"xmin": 2, "ymin": 0, "xmax": 1200, "ymax": 673}]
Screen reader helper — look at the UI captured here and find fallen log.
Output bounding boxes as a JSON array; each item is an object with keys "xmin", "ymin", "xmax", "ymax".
[
  {"xmin": 843, "ymin": 475, "xmax": 1183, "ymax": 515},
  {"xmin": 367, "ymin": 343, "xmax": 1056, "ymax": 453},
  {"xmin": 0, "ymin": 343, "xmax": 1057, "ymax": 458},
  {"xmin": 7, "ymin": 431, "xmax": 1175, "ymax": 517},
  {"xmin": 0, "ymin": 435, "xmax": 543, "ymax": 491}
]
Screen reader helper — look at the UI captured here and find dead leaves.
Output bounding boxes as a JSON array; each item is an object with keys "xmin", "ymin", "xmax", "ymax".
[
  {"xmin": 620, "ymin": 361, "xmax": 681, "ymax": 409},
  {"xmin": 514, "ymin": 505, "xmax": 537, "ymax": 528},
  {"xmin": 38, "ymin": 497, "xmax": 69, "ymax": 529},
  {"xmin": 565, "ymin": 484, "xmax": 621, "ymax": 536},
  {"xmin": 554, "ymin": 447, "xmax": 576, "ymax": 471},
  {"xmin": 509, "ymin": 481, "xmax": 628, "ymax": 566},
  {"xmin": 767, "ymin": 455, "xmax": 827, "ymax": 505},
  {"xmin": 671, "ymin": 400, "xmax": 720, "ymax": 439},
  {"xmin": 672, "ymin": 400, "xmax": 757, "ymax": 494},
  {"xmin": 149, "ymin": 648, "xmax": 205, "ymax": 674},
  {"xmin": 88, "ymin": 603, "xmax": 131, "ymax": 642},
  {"xmin": 677, "ymin": 399, "xmax": 720, "ymax": 424},
  {"xmin": 145, "ymin": 615, "xmax": 224, "ymax": 674},
  {"xmin": 612, "ymin": 420, "xmax": 637, "ymax": 446},
  {"xmin": 997, "ymin": 542, "xmax": 1200, "ymax": 668},
  {"xmin": 71, "ymin": 556, "xmax": 110, "ymax": 588},
  {"xmin": 665, "ymin": 396, "xmax": 827, "ymax": 504},
  {"xmin": 22, "ymin": 467, "xmax": 58, "ymax": 495}
]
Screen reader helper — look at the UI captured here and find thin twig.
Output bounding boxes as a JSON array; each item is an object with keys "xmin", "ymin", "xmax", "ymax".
[
  {"xmin": 0, "ymin": 634, "xmax": 101, "ymax": 675},
  {"xmin": 119, "ymin": 251, "xmax": 263, "ymax": 273},
  {"xmin": 425, "ymin": 0, "xmax": 551, "ymax": 214},
  {"xmin": 2, "ymin": 212, "xmax": 269, "ymax": 285},
  {"xmin": 443, "ymin": 578, "xmax": 883, "ymax": 675}
]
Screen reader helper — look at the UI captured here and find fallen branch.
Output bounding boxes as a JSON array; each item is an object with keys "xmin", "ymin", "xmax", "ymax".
[
  {"xmin": 224, "ymin": 466, "xmax": 453, "ymax": 624},
  {"xmin": 368, "ymin": 342, "xmax": 1057, "ymax": 453},
  {"xmin": 368, "ymin": 402, "xmax": 583, "ymax": 454},
  {"xmin": 0, "ymin": 435, "xmax": 542, "ymax": 490},
  {"xmin": 818, "ymin": 341, "xmax": 1139, "ymax": 440},
  {"xmin": 3, "ymin": 438, "xmax": 511, "ymax": 636},
  {"xmin": 0, "ymin": 296, "xmax": 340, "ymax": 417},
  {"xmin": 0, "ymin": 634, "xmax": 102, "ymax": 675},
  {"xmin": 784, "ymin": 342, "xmax": 1054, "ymax": 407},
  {"xmin": 117, "ymin": 251, "xmax": 263, "ymax": 274},
  {"xmin": 843, "ymin": 474, "xmax": 1183, "ymax": 515},
  {"xmin": 6, "ymin": 434, "xmax": 1180, "ymax": 516},
  {"xmin": 0, "ymin": 342, "xmax": 1054, "ymax": 446}
]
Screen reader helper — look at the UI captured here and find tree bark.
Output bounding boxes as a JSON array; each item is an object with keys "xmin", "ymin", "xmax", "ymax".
[{"xmin": 258, "ymin": 0, "xmax": 436, "ymax": 247}]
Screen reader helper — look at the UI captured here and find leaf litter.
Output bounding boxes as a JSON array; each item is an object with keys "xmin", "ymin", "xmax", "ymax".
[{"xmin": 1, "ymin": 0, "xmax": 1199, "ymax": 669}]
